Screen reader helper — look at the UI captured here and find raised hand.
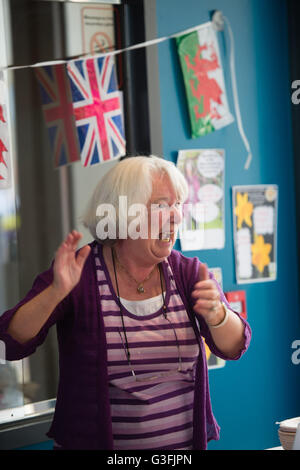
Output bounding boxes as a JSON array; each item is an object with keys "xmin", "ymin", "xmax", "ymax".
[
  {"xmin": 52, "ymin": 230, "xmax": 91, "ymax": 299},
  {"xmin": 191, "ymin": 263, "xmax": 225, "ymax": 326}
]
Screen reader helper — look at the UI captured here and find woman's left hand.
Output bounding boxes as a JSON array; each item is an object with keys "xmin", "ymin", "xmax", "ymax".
[{"xmin": 191, "ymin": 263, "xmax": 225, "ymax": 327}]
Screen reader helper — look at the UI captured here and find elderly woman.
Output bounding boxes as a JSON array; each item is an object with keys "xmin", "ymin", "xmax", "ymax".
[{"xmin": 0, "ymin": 156, "xmax": 251, "ymax": 450}]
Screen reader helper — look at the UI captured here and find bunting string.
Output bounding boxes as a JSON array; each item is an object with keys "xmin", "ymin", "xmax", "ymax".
[
  {"xmin": 0, "ymin": 16, "xmax": 252, "ymax": 169},
  {"xmin": 0, "ymin": 21, "xmax": 211, "ymax": 72}
]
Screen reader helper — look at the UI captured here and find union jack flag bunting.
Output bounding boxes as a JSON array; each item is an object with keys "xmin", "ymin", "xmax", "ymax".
[
  {"xmin": 0, "ymin": 71, "xmax": 11, "ymax": 188},
  {"xmin": 35, "ymin": 64, "xmax": 81, "ymax": 168},
  {"xmin": 67, "ymin": 56, "xmax": 126, "ymax": 166}
]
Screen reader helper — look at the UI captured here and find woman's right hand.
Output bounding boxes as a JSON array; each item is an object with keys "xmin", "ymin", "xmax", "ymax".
[{"xmin": 52, "ymin": 230, "xmax": 91, "ymax": 300}]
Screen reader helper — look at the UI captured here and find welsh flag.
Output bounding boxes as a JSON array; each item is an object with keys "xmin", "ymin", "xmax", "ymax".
[{"xmin": 176, "ymin": 22, "xmax": 234, "ymax": 138}]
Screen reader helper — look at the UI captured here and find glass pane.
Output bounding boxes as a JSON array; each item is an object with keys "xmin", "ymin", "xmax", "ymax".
[
  {"xmin": 0, "ymin": 0, "xmax": 122, "ymax": 424},
  {"xmin": 0, "ymin": 69, "xmax": 24, "ymax": 418},
  {"xmin": 0, "ymin": 185, "xmax": 24, "ymax": 412}
]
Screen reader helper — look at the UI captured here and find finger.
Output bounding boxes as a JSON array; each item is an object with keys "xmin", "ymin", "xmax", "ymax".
[
  {"xmin": 70, "ymin": 231, "xmax": 82, "ymax": 250},
  {"xmin": 69, "ymin": 230, "xmax": 82, "ymax": 242},
  {"xmin": 56, "ymin": 239, "xmax": 69, "ymax": 256},
  {"xmin": 71, "ymin": 229, "xmax": 82, "ymax": 240},
  {"xmin": 191, "ymin": 288, "xmax": 220, "ymax": 300},
  {"xmin": 193, "ymin": 304, "xmax": 215, "ymax": 317},
  {"xmin": 55, "ymin": 242, "xmax": 72, "ymax": 266},
  {"xmin": 63, "ymin": 232, "xmax": 74, "ymax": 248},
  {"xmin": 198, "ymin": 263, "xmax": 209, "ymax": 282},
  {"xmin": 194, "ymin": 298, "xmax": 221, "ymax": 310},
  {"xmin": 64, "ymin": 230, "xmax": 82, "ymax": 250},
  {"xmin": 56, "ymin": 232, "xmax": 80, "ymax": 258},
  {"xmin": 193, "ymin": 279, "xmax": 215, "ymax": 290}
]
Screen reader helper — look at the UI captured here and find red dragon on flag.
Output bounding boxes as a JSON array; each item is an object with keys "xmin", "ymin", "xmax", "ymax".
[
  {"xmin": 184, "ymin": 44, "xmax": 223, "ymax": 121},
  {"xmin": 176, "ymin": 23, "xmax": 234, "ymax": 138}
]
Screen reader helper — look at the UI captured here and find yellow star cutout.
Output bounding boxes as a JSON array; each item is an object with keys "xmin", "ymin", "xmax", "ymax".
[
  {"xmin": 204, "ymin": 340, "xmax": 211, "ymax": 361},
  {"xmin": 251, "ymin": 234, "xmax": 272, "ymax": 273},
  {"xmin": 234, "ymin": 192, "xmax": 253, "ymax": 229}
]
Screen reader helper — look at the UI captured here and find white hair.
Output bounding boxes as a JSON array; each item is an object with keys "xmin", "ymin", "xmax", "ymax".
[{"xmin": 80, "ymin": 155, "xmax": 189, "ymax": 244}]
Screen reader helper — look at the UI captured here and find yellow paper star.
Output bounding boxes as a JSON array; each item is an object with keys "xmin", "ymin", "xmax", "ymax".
[
  {"xmin": 251, "ymin": 234, "xmax": 272, "ymax": 273},
  {"xmin": 234, "ymin": 192, "xmax": 253, "ymax": 229},
  {"xmin": 203, "ymin": 339, "xmax": 211, "ymax": 360}
]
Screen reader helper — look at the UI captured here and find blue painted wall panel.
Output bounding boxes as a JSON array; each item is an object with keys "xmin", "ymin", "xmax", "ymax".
[{"xmin": 17, "ymin": 441, "xmax": 53, "ymax": 450}]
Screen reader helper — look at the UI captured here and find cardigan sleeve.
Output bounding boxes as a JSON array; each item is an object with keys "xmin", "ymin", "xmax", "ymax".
[
  {"xmin": 0, "ymin": 261, "xmax": 70, "ymax": 361},
  {"xmin": 170, "ymin": 250, "xmax": 251, "ymax": 361}
]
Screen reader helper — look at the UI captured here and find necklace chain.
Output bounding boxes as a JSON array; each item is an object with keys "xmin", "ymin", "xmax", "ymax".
[{"xmin": 112, "ymin": 247, "xmax": 157, "ymax": 294}]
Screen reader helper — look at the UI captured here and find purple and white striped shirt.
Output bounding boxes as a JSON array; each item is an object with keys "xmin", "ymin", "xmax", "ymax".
[{"xmin": 94, "ymin": 245, "xmax": 199, "ymax": 450}]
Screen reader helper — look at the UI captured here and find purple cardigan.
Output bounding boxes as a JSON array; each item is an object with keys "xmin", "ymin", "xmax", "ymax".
[{"xmin": 0, "ymin": 241, "xmax": 251, "ymax": 450}]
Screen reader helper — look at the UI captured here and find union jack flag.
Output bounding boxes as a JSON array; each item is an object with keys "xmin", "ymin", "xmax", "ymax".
[
  {"xmin": 67, "ymin": 56, "xmax": 126, "ymax": 166},
  {"xmin": 35, "ymin": 64, "xmax": 81, "ymax": 168},
  {"xmin": 0, "ymin": 138, "xmax": 8, "ymax": 182},
  {"xmin": 0, "ymin": 104, "xmax": 6, "ymax": 123}
]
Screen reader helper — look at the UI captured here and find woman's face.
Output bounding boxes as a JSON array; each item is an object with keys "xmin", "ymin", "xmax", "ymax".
[{"xmin": 124, "ymin": 172, "xmax": 183, "ymax": 265}]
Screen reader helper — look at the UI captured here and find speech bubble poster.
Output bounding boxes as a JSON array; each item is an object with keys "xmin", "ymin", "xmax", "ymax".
[
  {"xmin": 177, "ymin": 149, "xmax": 225, "ymax": 251},
  {"xmin": 232, "ymin": 185, "xmax": 278, "ymax": 284}
]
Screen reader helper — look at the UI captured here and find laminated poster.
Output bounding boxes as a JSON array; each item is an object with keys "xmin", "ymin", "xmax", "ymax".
[
  {"xmin": 177, "ymin": 149, "xmax": 225, "ymax": 251},
  {"xmin": 232, "ymin": 185, "xmax": 278, "ymax": 284},
  {"xmin": 81, "ymin": 4, "xmax": 115, "ymax": 55}
]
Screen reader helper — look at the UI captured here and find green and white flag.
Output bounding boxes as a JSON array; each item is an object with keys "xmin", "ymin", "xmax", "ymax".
[{"xmin": 176, "ymin": 22, "xmax": 234, "ymax": 138}]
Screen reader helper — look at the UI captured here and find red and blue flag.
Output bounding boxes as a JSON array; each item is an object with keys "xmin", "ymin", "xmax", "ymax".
[
  {"xmin": 67, "ymin": 56, "xmax": 126, "ymax": 166},
  {"xmin": 35, "ymin": 64, "xmax": 81, "ymax": 168}
]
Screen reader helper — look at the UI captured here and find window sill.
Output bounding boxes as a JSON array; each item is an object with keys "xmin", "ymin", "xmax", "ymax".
[{"xmin": 0, "ymin": 399, "xmax": 55, "ymax": 449}]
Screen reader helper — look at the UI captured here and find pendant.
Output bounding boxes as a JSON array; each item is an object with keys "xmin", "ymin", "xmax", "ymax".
[{"xmin": 137, "ymin": 285, "xmax": 144, "ymax": 294}]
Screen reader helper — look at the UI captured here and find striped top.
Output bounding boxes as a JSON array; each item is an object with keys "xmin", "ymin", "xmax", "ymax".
[{"xmin": 94, "ymin": 244, "xmax": 200, "ymax": 450}]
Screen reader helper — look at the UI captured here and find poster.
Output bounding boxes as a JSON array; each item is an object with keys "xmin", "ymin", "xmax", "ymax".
[
  {"xmin": 81, "ymin": 5, "xmax": 115, "ymax": 55},
  {"xmin": 64, "ymin": 3, "xmax": 115, "ymax": 58},
  {"xmin": 176, "ymin": 22, "xmax": 234, "ymax": 138},
  {"xmin": 232, "ymin": 185, "xmax": 278, "ymax": 284},
  {"xmin": 205, "ymin": 266, "xmax": 225, "ymax": 370},
  {"xmin": 177, "ymin": 149, "xmax": 225, "ymax": 251},
  {"xmin": 225, "ymin": 290, "xmax": 247, "ymax": 320}
]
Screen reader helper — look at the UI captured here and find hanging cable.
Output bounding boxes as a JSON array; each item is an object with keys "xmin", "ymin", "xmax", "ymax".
[{"xmin": 212, "ymin": 10, "xmax": 252, "ymax": 170}]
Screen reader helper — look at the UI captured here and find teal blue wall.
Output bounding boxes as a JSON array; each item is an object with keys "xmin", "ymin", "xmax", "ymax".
[
  {"xmin": 17, "ymin": 441, "xmax": 53, "ymax": 450},
  {"xmin": 156, "ymin": 0, "xmax": 300, "ymax": 450}
]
